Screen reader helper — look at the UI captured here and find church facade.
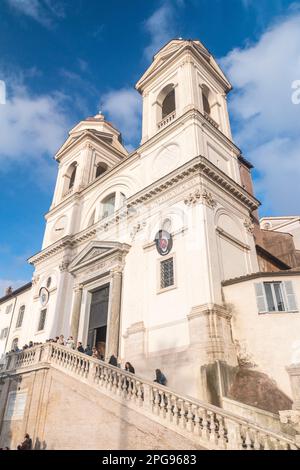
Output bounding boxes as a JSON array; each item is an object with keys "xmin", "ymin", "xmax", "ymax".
[{"xmin": 1, "ymin": 39, "xmax": 300, "ymax": 410}]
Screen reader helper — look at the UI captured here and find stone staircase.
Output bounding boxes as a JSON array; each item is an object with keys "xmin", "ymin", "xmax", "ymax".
[{"xmin": 1, "ymin": 343, "xmax": 298, "ymax": 450}]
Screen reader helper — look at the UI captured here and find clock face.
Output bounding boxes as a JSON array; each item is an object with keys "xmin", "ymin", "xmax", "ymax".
[
  {"xmin": 53, "ymin": 216, "xmax": 67, "ymax": 239},
  {"xmin": 39, "ymin": 287, "xmax": 49, "ymax": 307}
]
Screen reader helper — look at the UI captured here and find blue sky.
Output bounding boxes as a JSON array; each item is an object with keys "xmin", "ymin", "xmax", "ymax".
[{"xmin": 1, "ymin": 0, "xmax": 300, "ymax": 293}]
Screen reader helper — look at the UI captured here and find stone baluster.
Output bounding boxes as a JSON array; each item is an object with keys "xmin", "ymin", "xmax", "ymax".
[
  {"xmin": 226, "ymin": 419, "xmax": 243, "ymax": 450},
  {"xmin": 263, "ymin": 434, "xmax": 270, "ymax": 450},
  {"xmin": 141, "ymin": 383, "xmax": 152, "ymax": 413},
  {"xmin": 153, "ymin": 388, "xmax": 160, "ymax": 415},
  {"xmin": 253, "ymin": 430, "xmax": 261, "ymax": 450},
  {"xmin": 244, "ymin": 426, "xmax": 252, "ymax": 450},
  {"xmin": 159, "ymin": 390, "xmax": 166, "ymax": 418},
  {"xmin": 186, "ymin": 402, "xmax": 193, "ymax": 432},
  {"xmin": 201, "ymin": 409, "xmax": 210, "ymax": 441},
  {"xmin": 208, "ymin": 410, "xmax": 217, "ymax": 445},
  {"xmin": 165, "ymin": 393, "xmax": 172, "ymax": 422},
  {"xmin": 216, "ymin": 414, "xmax": 227, "ymax": 449},
  {"xmin": 172, "ymin": 398, "xmax": 179, "ymax": 425},
  {"xmin": 178, "ymin": 399, "xmax": 185, "ymax": 429},
  {"xmin": 112, "ymin": 371, "xmax": 118, "ymax": 393},
  {"xmin": 193, "ymin": 406, "xmax": 201, "ymax": 436},
  {"xmin": 136, "ymin": 381, "xmax": 143, "ymax": 406}
]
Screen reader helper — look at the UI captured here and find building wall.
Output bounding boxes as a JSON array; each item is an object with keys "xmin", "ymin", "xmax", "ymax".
[
  {"xmin": 0, "ymin": 288, "xmax": 32, "ymax": 358},
  {"xmin": 0, "ymin": 367, "xmax": 200, "ymax": 450},
  {"xmin": 223, "ymin": 274, "xmax": 300, "ymax": 397}
]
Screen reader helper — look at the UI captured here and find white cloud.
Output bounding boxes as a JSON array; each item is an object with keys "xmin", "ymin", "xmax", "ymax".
[
  {"xmin": 101, "ymin": 88, "xmax": 142, "ymax": 147},
  {"xmin": 0, "ymin": 71, "xmax": 70, "ymax": 176},
  {"xmin": 143, "ymin": 2, "xmax": 178, "ymax": 61},
  {"xmin": 221, "ymin": 12, "xmax": 300, "ymax": 215},
  {"xmin": 6, "ymin": 0, "xmax": 64, "ymax": 27}
]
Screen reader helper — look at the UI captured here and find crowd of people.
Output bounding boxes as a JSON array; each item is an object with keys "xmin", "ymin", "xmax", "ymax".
[
  {"xmin": 6, "ymin": 335, "xmax": 168, "ymax": 386},
  {"xmin": 0, "ymin": 433, "xmax": 32, "ymax": 451},
  {"xmin": 1, "ymin": 340, "xmax": 168, "ymax": 451}
]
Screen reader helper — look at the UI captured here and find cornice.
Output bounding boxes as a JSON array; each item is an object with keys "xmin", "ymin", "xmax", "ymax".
[
  {"xmin": 30, "ymin": 155, "xmax": 259, "ymax": 266},
  {"xmin": 55, "ymin": 129, "xmax": 126, "ymax": 162},
  {"xmin": 126, "ymin": 155, "xmax": 260, "ymax": 211},
  {"xmin": 47, "ymin": 108, "xmax": 241, "ymax": 219},
  {"xmin": 136, "ymin": 43, "xmax": 231, "ymax": 94},
  {"xmin": 139, "ymin": 107, "xmax": 241, "ymax": 156}
]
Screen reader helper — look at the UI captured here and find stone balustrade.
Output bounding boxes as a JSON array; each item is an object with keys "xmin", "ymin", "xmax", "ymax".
[
  {"xmin": 62, "ymin": 187, "xmax": 73, "ymax": 198},
  {"xmin": 1, "ymin": 343, "xmax": 298, "ymax": 450},
  {"xmin": 157, "ymin": 111, "xmax": 176, "ymax": 130},
  {"xmin": 203, "ymin": 112, "xmax": 219, "ymax": 129}
]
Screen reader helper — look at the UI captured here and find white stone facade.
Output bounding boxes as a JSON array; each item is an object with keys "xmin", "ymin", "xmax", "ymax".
[{"xmin": 1, "ymin": 39, "xmax": 299, "ymax": 405}]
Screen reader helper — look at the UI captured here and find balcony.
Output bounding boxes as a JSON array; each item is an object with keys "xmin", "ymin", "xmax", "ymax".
[
  {"xmin": 203, "ymin": 111, "xmax": 219, "ymax": 129},
  {"xmin": 62, "ymin": 187, "xmax": 73, "ymax": 199},
  {"xmin": 157, "ymin": 111, "xmax": 176, "ymax": 131}
]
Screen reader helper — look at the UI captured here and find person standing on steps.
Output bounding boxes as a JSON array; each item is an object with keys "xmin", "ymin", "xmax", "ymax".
[
  {"xmin": 108, "ymin": 354, "xmax": 118, "ymax": 367},
  {"xmin": 57, "ymin": 335, "xmax": 65, "ymax": 346},
  {"xmin": 125, "ymin": 362, "xmax": 135, "ymax": 374},
  {"xmin": 66, "ymin": 336, "xmax": 75, "ymax": 349},
  {"xmin": 154, "ymin": 369, "xmax": 167, "ymax": 386},
  {"xmin": 19, "ymin": 433, "xmax": 32, "ymax": 450}
]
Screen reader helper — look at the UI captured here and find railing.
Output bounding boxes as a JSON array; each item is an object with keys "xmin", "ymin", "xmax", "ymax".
[
  {"xmin": 1, "ymin": 343, "xmax": 298, "ymax": 450},
  {"xmin": 157, "ymin": 111, "xmax": 176, "ymax": 130},
  {"xmin": 203, "ymin": 111, "xmax": 219, "ymax": 129},
  {"xmin": 62, "ymin": 187, "xmax": 73, "ymax": 199}
]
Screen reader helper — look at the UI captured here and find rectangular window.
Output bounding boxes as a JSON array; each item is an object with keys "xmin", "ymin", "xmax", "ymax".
[
  {"xmin": 37, "ymin": 309, "xmax": 47, "ymax": 331},
  {"xmin": 0, "ymin": 328, "xmax": 9, "ymax": 340},
  {"xmin": 160, "ymin": 257, "xmax": 174, "ymax": 290},
  {"xmin": 16, "ymin": 306, "xmax": 25, "ymax": 329},
  {"xmin": 255, "ymin": 281, "xmax": 298, "ymax": 313},
  {"xmin": 5, "ymin": 304, "xmax": 12, "ymax": 315}
]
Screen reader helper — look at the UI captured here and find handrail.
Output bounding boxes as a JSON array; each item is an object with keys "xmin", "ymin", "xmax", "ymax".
[{"xmin": 2, "ymin": 343, "xmax": 298, "ymax": 450}]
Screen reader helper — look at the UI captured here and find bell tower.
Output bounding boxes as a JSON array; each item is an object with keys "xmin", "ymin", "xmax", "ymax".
[{"xmin": 136, "ymin": 39, "xmax": 233, "ymax": 145}]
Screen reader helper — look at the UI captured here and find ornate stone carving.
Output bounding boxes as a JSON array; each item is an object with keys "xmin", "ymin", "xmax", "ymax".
[
  {"xmin": 244, "ymin": 218, "xmax": 255, "ymax": 234},
  {"xmin": 59, "ymin": 261, "xmax": 69, "ymax": 272},
  {"xmin": 234, "ymin": 340, "xmax": 257, "ymax": 369},
  {"xmin": 130, "ymin": 220, "xmax": 147, "ymax": 241},
  {"xmin": 184, "ymin": 189, "xmax": 216, "ymax": 208},
  {"xmin": 83, "ymin": 247, "xmax": 109, "ymax": 262},
  {"xmin": 279, "ymin": 410, "xmax": 300, "ymax": 443},
  {"xmin": 31, "ymin": 275, "xmax": 40, "ymax": 286}
]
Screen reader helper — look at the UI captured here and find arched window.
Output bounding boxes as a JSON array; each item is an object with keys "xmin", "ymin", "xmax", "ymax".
[
  {"xmin": 16, "ymin": 305, "xmax": 25, "ymax": 328},
  {"xmin": 87, "ymin": 210, "xmax": 95, "ymax": 227},
  {"xmin": 69, "ymin": 165, "xmax": 77, "ymax": 189},
  {"xmin": 95, "ymin": 163, "xmax": 108, "ymax": 179},
  {"xmin": 120, "ymin": 192, "xmax": 127, "ymax": 208},
  {"xmin": 101, "ymin": 193, "xmax": 116, "ymax": 220},
  {"xmin": 202, "ymin": 85, "xmax": 211, "ymax": 115},
  {"xmin": 157, "ymin": 84, "xmax": 176, "ymax": 125},
  {"xmin": 162, "ymin": 89, "xmax": 175, "ymax": 119}
]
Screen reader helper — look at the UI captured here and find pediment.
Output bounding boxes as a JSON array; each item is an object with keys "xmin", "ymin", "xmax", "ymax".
[
  {"xmin": 68, "ymin": 241, "xmax": 130, "ymax": 273},
  {"xmin": 136, "ymin": 39, "xmax": 231, "ymax": 92}
]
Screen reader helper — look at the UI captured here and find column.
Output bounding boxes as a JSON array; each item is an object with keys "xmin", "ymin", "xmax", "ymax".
[
  {"xmin": 70, "ymin": 284, "xmax": 83, "ymax": 344},
  {"xmin": 106, "ymin": 269, "xmax": 122, "ymax": 360}
]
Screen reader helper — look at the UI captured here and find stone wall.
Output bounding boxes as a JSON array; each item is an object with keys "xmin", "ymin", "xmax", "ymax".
[{"xmin": 0, "ymin": 367, "xmax": 200, "ymax": 450}]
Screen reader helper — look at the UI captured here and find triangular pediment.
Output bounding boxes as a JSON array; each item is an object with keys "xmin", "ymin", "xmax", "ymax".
[
  {"xmin": 68, "ymin": 241, "xmax": 130, "ymax": 273},
  {"xmin": 136, "ymin": 39, "xmax": 231, "ymax": 92}
]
